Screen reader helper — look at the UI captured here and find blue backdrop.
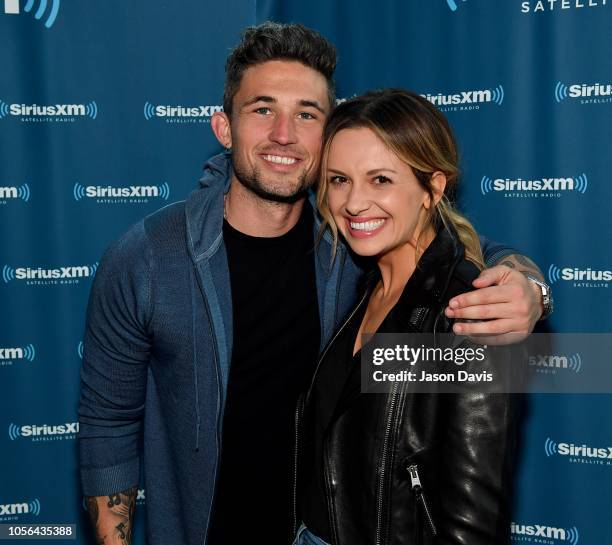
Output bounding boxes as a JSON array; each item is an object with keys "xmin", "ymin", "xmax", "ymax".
[{"xmin": 1, "ymin": 0, "xmax": 611, "ymax": 543}]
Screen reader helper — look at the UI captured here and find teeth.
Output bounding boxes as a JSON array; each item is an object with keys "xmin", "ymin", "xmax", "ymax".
[
  {"xmin": 264, "ymin": 154, "xmax": 297, "ymax": 165},
  {"xmin": 350, "ymin": 220, "xmax": 385, "ymax": 232}
]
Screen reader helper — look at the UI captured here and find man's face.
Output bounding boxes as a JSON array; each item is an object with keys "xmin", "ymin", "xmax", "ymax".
[{"xmin": 227, "ymin": 60, "xmax": 330, "ymax": 203}]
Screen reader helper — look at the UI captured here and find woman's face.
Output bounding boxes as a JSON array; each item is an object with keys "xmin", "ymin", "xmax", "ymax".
[{"xmin": 326, "ymin": 127, "xmax": 431, "ymax": 258}]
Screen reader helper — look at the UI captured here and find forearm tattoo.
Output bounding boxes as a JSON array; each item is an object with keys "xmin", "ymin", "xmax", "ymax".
[
  {"xmin": 85, "ymin": 487, "xmax": 137, "ymax": 545},
  {"xmin": 498, "ymin": 253, "xmax": 544, "ymax": 280}
]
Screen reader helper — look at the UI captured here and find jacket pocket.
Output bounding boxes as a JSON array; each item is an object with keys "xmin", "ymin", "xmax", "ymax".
[{"xmin": 407, "ymin": 464, "xmax": 438, "ymax": 540}]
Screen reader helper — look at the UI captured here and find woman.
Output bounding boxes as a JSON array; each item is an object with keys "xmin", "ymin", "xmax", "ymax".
[{"xmin": 293, "ymin": 89, "xmax": 516, "ymax": 545}]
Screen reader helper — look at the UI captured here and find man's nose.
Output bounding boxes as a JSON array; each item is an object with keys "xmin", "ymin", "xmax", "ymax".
[{"xmin": 269, "ymin": 113, "xmax": 297, "ymax": 145}]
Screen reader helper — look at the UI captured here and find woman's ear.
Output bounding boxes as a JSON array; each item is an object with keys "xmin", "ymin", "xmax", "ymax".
[
  {"xmin": 427, "ymin": 171, "xmax": 447, "ymax": 208},
  {"xmin": 211, "ymin": 111, "xmax": 232, "ymax": 149}
]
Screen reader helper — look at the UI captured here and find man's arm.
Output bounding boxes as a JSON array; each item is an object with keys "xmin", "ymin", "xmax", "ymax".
[
  {"xmin": 85, "ymin": 488, "xmax": 137, "ymax": 545},
  {"xmin": 79, "ymin": 222, "xmax": 151, "ymax": 542},
  {"xmin": 445, "ymin": 250, "xmax": 547, "ymax": 344}
]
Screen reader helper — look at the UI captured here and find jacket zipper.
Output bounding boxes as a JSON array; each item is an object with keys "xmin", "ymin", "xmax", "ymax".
[
  {"xmin": 291, "ymin": 393, "xmax": 305, "ymax": 537},
  {"xmin": 192, "ymin": 265, "xmax": 223, "ymax": 545},
  {"xmin": 407, "ymin": 464, "xmax": 438, "ymax": 537},
  {"xmin": 375, "ymin": 381, "xmax": 400, "ymax": 545},
  {"xmin": 295, "ymin": 285, "xmax": 369, "ymax": 538}
]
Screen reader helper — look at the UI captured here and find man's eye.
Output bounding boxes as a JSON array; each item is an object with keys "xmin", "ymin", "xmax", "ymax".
[
  {"xmin": 374, "ymin": 175, "xmax": 392, "ymax": 184},
  {"xmin": 254, "ymin": 107, "xmax": 271, "ymax": 114},
  {"xmin": 298, "ymin": 112, "xmax": 316, "ymax": 120}
]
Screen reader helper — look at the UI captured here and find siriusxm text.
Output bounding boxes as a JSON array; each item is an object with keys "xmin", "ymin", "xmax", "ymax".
[
  {"xmin": 16, "ymin": 423, "xmax": 79, "ymax": 436},
  {"xmin": 9, "ymin": 104, "xmax": 88, "ymax": 116},
  {"xmin": 85, "ymin": 186, "xmax": 160, "ymax": 198},
  {"xmin": 0, "ymin": 348, "xmax": 25, "ymax": 359},
  {"xmin": 0, "ymin": 503, "xmax": 34, "ymax": 516},
  {"xmin": 511, "ymin": 523, "xmax": 568, "ymax": 540},
  {"xmin": 422, "ymin": 90, "xmax": 493, "ymax": 105},
  {"xmin": 14, "ymin": 267, "xmax": 92, "ymax": 279},
  {"xmin": 560, "ymin": 268, "xmax": 612, "ymax": 281},
  {"xmin": 154, "ymin": 105, "xmax": 222, "ymax": 117},
  {"xmin": 493, "ymin": 178, "xmax": 575, "ymax": 191},
  {"xmin": 557, "ymin": 442, "xmax": 612, "ymax": 459}
]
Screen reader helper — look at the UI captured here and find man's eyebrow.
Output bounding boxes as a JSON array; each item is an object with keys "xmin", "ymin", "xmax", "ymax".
[
  {"xmin": 299, "ymin": 99, "xmax": 327, "ymax": 115},
  {"xmin": 241, "ymin": 95, "xmax": 276, "ymax": 108}
]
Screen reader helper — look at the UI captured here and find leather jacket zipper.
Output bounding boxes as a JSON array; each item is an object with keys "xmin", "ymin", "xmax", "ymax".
[
  {"xmin": 293, "ymin": 288, "xmax": 370, "ymax": 539},
  {"xmin": 375, "ymin": 381, "xmax": 400, "ymax": 545},
  {"xmin": 291, "ymin": 393, "xmax": 305, "ymax": 537},
  {"xmin": 407, "ymin": 464, "xmax": 438, "ymax": 537}
]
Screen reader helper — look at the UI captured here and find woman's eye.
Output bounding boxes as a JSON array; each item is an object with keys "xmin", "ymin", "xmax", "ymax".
[
  {"xmin": 374, "ymin": 175, "xmax": 391, "ymax": 184},
  {"xmin": 329, "ymin": 175, "xmax": 348, "ymax": 184}
]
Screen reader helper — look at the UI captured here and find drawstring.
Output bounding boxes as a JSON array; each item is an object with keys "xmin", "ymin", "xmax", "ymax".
[{"xmin": 189, "ymin": 266, "xmax": 201, "ymax": 451}]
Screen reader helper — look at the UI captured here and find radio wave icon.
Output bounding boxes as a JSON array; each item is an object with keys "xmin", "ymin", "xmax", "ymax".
[
  {"xmin": 73, "ymin": 182, "xmax": 86, "ymax": 201},
  {"xmin": 566, "ymin": 527, "xmax": 579, "ymax": 545},
  {"xmin": 89, "ymin": 262, "xmax": 99, "ymax": 277},
  {"xmin": 480, "ymin": 176, "xmax": 493, "ymax": 195},
  {"xmin": 8, "ymin": 423, "xmax": 22, "ymax": 440},
  {"xmin": 77, "ymin": 341, "xmax": 84, "ymax": 359},
  {"xmin": 569, "ymin": 353, "xmax": 582, "ymax": 374},
  {"xmin": 144, "ymin": 102, "xmax": 156, "ymax": 120},
  {"xmin": 555, "ymin": 81, "xmax": 569, "ymax": 103},
  {"xmin": 22, "ymin": 344, "xmax": 36, "ymax": 362},
  {"xmin": 28, "ymin": 498, "xmax": 41, "ymax": 516},
  {"xmin": 2, "ymin": 265, "xmax": 16, "ymax": 283},
  {"xmin": 547, "ymin": 264, "xmax": 562, "ymax": 284},
  {"xmin": 17, "ymin": 183, "xmax": 31, "ymax": 202},
  {"xmin": 446, "ymin": 0, "xmax": 467, "ymax": 11},
  {"xmin": 158, "ymin": 182, "xmax": 170, "ymax": 200},
  {"xmin": 574, "ymin": 173, "xmax": 588, "ymax": 194},
  {"xmin": 0, "ymin": 100, "xmax": 10, "ymax": 119},
  {"xmin": 491, "ymin": 85, "xmax": 505, "ymax": 106},
  {"xmin": 24, "ymin": 0, "xmax": 60, "ymax": 28},
  {"xmin": 86, "ymin": 101, "xmax": 98, "ymax": 119},
  {"xmin": 544, "ymin": 437, "xmax": 558, "ymax": 457}
]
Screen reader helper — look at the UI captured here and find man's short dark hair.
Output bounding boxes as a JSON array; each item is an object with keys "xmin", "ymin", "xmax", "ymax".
[{"xmin": 223, "ymin": 22, "xmax": 337, "ymax": 116}]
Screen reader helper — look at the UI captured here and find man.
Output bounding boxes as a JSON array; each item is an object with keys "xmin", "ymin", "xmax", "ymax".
[{"xmin": 80, "ymin": 23, "xmax": 550, "ymax": 545}]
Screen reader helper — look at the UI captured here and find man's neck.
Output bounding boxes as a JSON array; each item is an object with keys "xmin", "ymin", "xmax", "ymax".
[{"xmin": 224, "ymin": 178, "xmax": 307, "ymax": 237}]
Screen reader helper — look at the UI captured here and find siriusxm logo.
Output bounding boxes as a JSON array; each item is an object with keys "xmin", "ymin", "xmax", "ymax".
[
  {"xmin": 548, "ymin": 264, "xmax": 611, "ymax": 288},
  {"xmin": 480, "ymin": 173, "xmax": 587, "ymax": 198},
  {"xmin": 0, "ymin": 498, "xmax": 41, "ymax": 521},
  {"xmin": 8, "ymin": 422, "xmax": 79, "ymax": 441},
  {"xmin": 0, "ymin": 100, "xmax": 97, "ymax": 123},
  {"xmin": 0, "ymin": 183, "xmax": 30, "ymax": 203},
  {"xmin": 545, "ymin": 438, "xmax": 612, "ymax": 468},
  {"xmin": 2, "ymin": 263, "xmax": 98, "ymax": 286},
  {"xmin": 529, "ymin": 353, "xmax": 582, "ymax": 374},
  {"xmin": 555, "ymin": 81, "xmax": 612, "ymax": 105},
  {"xmin": 421, "ymin": 86, "xmax": 504, "ymax": 112},
  {"xmin": 511, "ymin": 522, "xmax": 579, "ymax": 544},
  {"xmin": 143, "ymin": 102, "xmax": 222, "ymax": 124},
  {"xmin": 0, "ymin": 344, "xmax": 36, "ymax": 367},
  {"xmin": 446, "ymin": 0, "xmax": 467, "ymax": 11},
  {"xmin": 522, "ymin": 0, "xmax": 607, "ymax": 14},
  {"xmin": 2, "ymin": 0, "xmax": 60, "ymax": 29},
  {"xmin": 77, "ymin": 341, "xmax": 84, "ymax": 359},
  {"xmin": 73, "ymin": 182, "xmax": 170, "ymax": 203}
]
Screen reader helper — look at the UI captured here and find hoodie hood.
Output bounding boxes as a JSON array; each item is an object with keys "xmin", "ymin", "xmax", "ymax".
[{"xmin": 185, "ymin": 152, "xmax": 232, "ymax": 262}]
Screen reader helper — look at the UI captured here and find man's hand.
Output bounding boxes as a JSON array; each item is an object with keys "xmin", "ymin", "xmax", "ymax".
[
  {"xmin": 85, "ymin": 487, "xmax": 137, "ymax": 545},
  {"xmin": 445, "ymin": 254, "xmax": 544, "ymax": 345}
]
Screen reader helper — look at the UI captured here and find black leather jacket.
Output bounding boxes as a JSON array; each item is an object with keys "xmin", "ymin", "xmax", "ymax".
[{"xmin": 294, "ymin": 225, "xmax": 517, "ymax": 545}]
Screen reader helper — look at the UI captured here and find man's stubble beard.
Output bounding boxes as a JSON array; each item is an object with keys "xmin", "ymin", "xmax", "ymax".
[{"xmin": 232, "ymin": 155, "xmax": 317, "ymax": 204}]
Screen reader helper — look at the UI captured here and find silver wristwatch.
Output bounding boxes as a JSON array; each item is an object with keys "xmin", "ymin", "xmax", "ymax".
[{"xmin": 523, "ymin": 273, "xmax": 554, "ymax": 321}]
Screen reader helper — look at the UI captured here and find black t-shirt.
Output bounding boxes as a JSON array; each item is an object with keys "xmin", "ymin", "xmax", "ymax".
[{"xmin": 207, "ymin": 202, "xmax": 321, "ymax": 545}]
